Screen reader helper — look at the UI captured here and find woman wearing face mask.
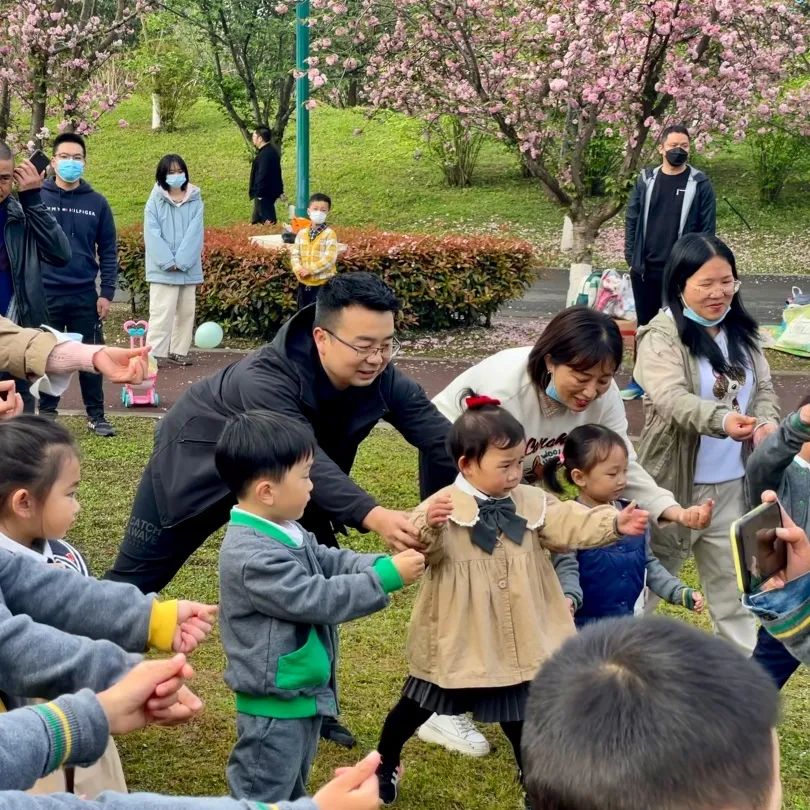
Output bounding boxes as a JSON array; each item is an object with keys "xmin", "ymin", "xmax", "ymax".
[
  {"xmin": 635, "ymin": 233, "xmax": 780, "ymax": 654},
  {"xmin": 144, "ymin": 154, "xmax": 204, "ymax": 367},
  {"xmin": 416, "ymin": 306, "xmax": 714, "ymax": 760}
]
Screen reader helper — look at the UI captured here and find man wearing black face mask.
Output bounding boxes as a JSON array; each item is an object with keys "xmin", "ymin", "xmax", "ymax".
[{"xmin": 622, "ymin": 124, "xmax": 716, "ymax": 400}]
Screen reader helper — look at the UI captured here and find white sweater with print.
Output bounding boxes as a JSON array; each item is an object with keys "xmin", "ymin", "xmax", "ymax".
[{"xmin": 432, "ymin": 346, "xmax": 678, "ymax": 520}]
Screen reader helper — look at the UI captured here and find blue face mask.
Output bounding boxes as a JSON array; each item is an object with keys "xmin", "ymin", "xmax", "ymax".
[
  {"xmin": 166, "ymin": 172, "xmax": 187, "ymax": 189},
  {"xmin": 545, "ymin": 372, "xmax": 566, "ymax": 405},
  {"xmin": 56, "ymin": 159, "xmax": 84, "ymax": 183},
  {"xmin": 681, "ymin": 296, "xmax": 729, "ymax": 328}
]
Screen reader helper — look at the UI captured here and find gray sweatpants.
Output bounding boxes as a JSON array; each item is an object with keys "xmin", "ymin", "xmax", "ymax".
[{"xmin": 227, "ymin": 714, "xmax": 322, "ymax": 802}]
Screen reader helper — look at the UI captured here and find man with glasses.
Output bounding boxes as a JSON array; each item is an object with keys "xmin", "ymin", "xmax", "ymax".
[
  {"xmin": 106, "ymin": 272, "xmax": 457, "ymax": 748},
  {"xmin": 0, "ymin": 140, "xmax": 71, "ymax": 411},
  {"xmin": 39, "ymin": 133, "xmax": 118, "ymax": 436}
]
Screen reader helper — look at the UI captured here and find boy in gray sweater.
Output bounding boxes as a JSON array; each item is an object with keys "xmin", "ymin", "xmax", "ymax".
[
  {"xmin": 745, "ymin": 396, "xmax": 810, "ymax": 688},
  {"xmin": 216, "ymin": 411, "xmax": 424, "ymax": 803}
]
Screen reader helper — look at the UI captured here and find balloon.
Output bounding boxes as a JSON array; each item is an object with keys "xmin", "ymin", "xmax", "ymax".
[{"xmin": 194, "ymin": 321, "xmax": 224, "ymax": 349}]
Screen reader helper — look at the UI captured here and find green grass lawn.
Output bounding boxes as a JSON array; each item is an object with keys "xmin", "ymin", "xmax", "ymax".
[
  {"xmin": 86, "ymin": 96, "xmax": 810, "ymax": 274},
  {"xmin": 66, "ymin": 417, "xmax": 809, "ymax": 809}
]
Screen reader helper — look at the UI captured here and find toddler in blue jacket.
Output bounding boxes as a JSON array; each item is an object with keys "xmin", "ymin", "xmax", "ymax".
[{"xmin": 544, "ymin": 425, "xmax": 704, "ymax": 625}]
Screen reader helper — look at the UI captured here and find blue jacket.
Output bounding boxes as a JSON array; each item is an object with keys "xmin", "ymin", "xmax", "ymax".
[
  {"xmin": 574, "ymin": 500, "xmax": 693, "ymax": 626},
  {"xmin": 143, "ymin": 184, "xmax": 203, "ymax": 285},
  {"xmin": 39, "ymin": 179, "xmax": 118, "ymax": 301}
]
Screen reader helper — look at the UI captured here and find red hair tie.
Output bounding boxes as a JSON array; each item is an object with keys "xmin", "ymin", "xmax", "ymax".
[{"xmin": 465, "ymin": 395, "xmax": 501, "ymax": 409}]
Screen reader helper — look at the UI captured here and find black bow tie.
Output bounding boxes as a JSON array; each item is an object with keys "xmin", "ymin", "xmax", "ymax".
[{"xmin": 471, "ymin": 497, "xmax": 527, "ymax": 555}]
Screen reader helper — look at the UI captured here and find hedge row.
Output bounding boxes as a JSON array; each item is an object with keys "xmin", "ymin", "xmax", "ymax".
[{"xmin": 117, "ymin": 225, "xmax": 536, "ymax": 340}]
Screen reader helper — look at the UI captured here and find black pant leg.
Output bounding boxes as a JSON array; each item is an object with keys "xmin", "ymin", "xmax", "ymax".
[
  {"xmin": 104, "ymin": 457, "xmax": 234, "ymax": 593},
  {"xmin": 377, "ymin": 696, "xmax": 433, "ymax": 767},
  {"xmin": 751, "ymin": 624, "xmax": 800, "ymax": 690},
  {"xmin": 296, "ymin": 284, "xmax": 320, "ymax": 310},
  {"xmin": 500, "ymin": 720, "xmax": 524, "ymax": 773},
  {"xmin": 630, "ymin": 269, "xmax": 664, "ymax": 327},
  {"xmin": 251, "ymin": 198, "xmax": 277, "ymax": 225},
  {"xmin": 70, "ymin": 290, "xmax": 106, "ymax": 420},
  {"xmin": 38, "ymin": 295, "xmax": 71, "ymax": 415}
]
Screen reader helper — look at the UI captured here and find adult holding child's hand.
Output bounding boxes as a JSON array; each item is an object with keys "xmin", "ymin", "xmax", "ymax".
[{"xmin": 634, "ymin": 233, "xmax": 780, "ymax": 655}]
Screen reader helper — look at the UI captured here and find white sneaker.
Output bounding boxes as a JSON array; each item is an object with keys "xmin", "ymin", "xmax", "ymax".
[{"xmin": 417, "ymin": 713, "xmax": 490, "ymax": 756}]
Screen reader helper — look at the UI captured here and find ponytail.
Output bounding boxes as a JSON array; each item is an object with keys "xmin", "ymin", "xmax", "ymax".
[{"xmin": 543, "ymin": 455, "xmax": 568, "ymax": 494}]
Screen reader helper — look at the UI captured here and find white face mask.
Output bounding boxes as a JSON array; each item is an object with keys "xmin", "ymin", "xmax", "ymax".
[{"xmin": 309, "ymin": 210, "xmax": 327, "ymax": 225}]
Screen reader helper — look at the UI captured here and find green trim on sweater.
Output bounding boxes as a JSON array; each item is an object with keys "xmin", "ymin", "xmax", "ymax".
[
  {"xmin": 765, "ymin": 598, "xmax": 810, "ymax": 641},
  {"xmin": 372, "ymin": 557, "xmax": 404, "ymax": 594},
  {"xmin": 236, "ymin": 691, "xmax": 319, "ymax": 719},
  {"xmin": 229, "ymin": 508, "xmax": 301, "ymax": 548}
]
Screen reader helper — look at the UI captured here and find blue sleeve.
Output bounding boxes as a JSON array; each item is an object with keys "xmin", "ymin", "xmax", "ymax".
[
  {"xmin": 96, "ymin": 200, "xmax": 118, "ymax": 301},
  {"xmin": 143, "ymin": 198, "xmax": 175, "ymax": 271},
  {"xmin": 0, "ymin": 794, "xmax": 317, "ymax": 809},
  {"xmin": 552, "ymin": 552, "xmax": 582, "ymax": 609},
  {"xmin": 173, "ymin": 201, "xmax": 204, "ymax": 273}
]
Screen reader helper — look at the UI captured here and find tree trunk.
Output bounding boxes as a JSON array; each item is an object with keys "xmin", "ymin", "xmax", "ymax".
[
  {"xmin": 345, "ymin": 77, "xmax": 359, "ymax": 107},
  {"xmin": 30, "ymin": 62, "xmax": 48, "ymax": 146},
  {"xmin": 0, "ymin": 81, "xmax": 10, "ymax": 140},
  {"xmin": 566, "ymin": 217, "xmax": 599, "ymax": 306},
  {"xmin": 151, "ymin": 93, "xmax": 162, "ymax": 130}
]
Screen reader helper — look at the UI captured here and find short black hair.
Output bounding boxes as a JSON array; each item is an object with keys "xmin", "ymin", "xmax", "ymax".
[
  {"xmin": 254, "ymin": 127, "xmax": 273, "ymax": 144},
  {"xmin": 448, "ymin": 392, "xmax": 525, "ymax": 464},
  {"xmin": 314, "ymin": 272, "xmax": 400, "ymax": 332},
  {"xmin": 660, "ymin": 124, "xmax": 690, "ymax": 143},
  {"xmin": 0, "ymin": 141, "xmax": 13, "ymax": 161},
  {"xmin": 543, "ymin": 424, "xmax": 627, "ymax": 494},
  {"xmin": 215, "ymin": 411, "xmax": 315, "ymax": 498},
  {"xmin": 156, "ymin": 153, "xmax": 189, "ymax": 191},
  {"xmin": 523, "ymin": 616, "xmax": 780, "ymax": 810},
  {"xmin": 0, "ymin": 416, "xmax": 78, "ymax": 512},
  {"xmin": 53, "ymin": 133, "xmax": 86, "ymax": 157},
  {"xmin": 528, "ymin": 307, "xmax": 623, "ymax": 390},
  {"xmin": 309, "ymin": 192, "xmax": 331, "ymax": 209}
]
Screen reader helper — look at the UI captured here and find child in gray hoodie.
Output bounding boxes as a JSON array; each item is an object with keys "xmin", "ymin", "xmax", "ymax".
[{"xmin": 216, "ymin": 411, "xmax": 425, "ymax": 803}]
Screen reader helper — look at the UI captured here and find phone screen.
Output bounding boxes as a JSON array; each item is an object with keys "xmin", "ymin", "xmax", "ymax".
[
  {"xmin": 28, "ymin": 149, "xmax": 50, "ymax": 175},
  {"xmin": 733, "ymin": 501, "xmax": 785, "ymax": 592}
]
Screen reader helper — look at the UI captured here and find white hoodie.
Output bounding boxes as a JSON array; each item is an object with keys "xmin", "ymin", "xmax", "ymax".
[{"xmin": 432, "ymin": 346, "xmax": 678, "ymax": 520}]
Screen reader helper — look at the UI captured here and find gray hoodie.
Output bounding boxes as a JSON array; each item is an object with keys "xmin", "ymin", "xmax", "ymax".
[{"xmin": 0, "ymin": 690, "xmax": 315, "ymax": 809}]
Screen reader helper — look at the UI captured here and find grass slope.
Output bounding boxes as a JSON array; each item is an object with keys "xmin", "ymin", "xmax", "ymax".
[
  {"xmin": 87, "ymin": 96, "xmax": 810, "ymax": 273},
  {"xmin": 67, "ymin": 417, "xmax": 808, "ymax": 810}
]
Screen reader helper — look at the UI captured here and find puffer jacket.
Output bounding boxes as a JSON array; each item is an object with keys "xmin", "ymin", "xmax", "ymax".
[
  {"xmin": 634, "ymin": 311, "xmax": 780, "ymax": 554},
  {"xmin": 4, "ymin": 190, "xmax": 71, "ymax": 327}
]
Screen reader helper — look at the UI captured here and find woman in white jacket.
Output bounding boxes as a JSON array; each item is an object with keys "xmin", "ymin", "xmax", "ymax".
[{"xmin": 417, "ymin": 306, "xmax": 714, "ymax": 759}]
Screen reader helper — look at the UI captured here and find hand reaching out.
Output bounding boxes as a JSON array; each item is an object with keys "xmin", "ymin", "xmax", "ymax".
[
  {"xmin": 172, "ymin": 601, "xmax": 218, "ymax": 654},
  {"xmin": 757, "ymin": 491, "xmax": 810, "ymax": 591},
  {"xmin": 391, "ymin": 549, "xmax": 425, "ymax": 585},
  {"xmin": 689, "ymin": 590, "xmax": 705, "ymax": 613},
  {"xmin": 724, "ymin": 413, "xmax": 757, "ymax": 441},
  {"xmin": 668, "ymin": 499, "xmax": 714, "ymax": 530},
  {"xmin": 315, "ymin": 750, "xmax": 382, "ymax": 810},
  {"xmin": 616, "ymin": 501, "xmax": 650, "ymax": 536},
  {"xmin": 93, "ymin": 346, "xmax": 150, "ymax": 384},
  {"xmin": 364, "ymin": 506, "xmax": 425, "ymax": 552}
]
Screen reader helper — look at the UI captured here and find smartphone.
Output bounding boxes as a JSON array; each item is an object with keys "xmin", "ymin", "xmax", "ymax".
[
  {"xmin": 28, "ymin": 149, "xmax": 50, "ymax": 175},
  {"xmin": 729, "ymin": 501, "xmax": 786, "ymax": 594}
]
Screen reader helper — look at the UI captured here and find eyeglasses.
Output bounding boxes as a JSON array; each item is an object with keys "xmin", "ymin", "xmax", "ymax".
[
  {"xmin": 689, "ymin": 279, "xmax": 742, "ymax": 296},
  {"xmin": 54, "ymin": 153, "xmax": 85, "ymax": 162},
  {"xmin": 323, "ymin": 329, "xmax": 401, "ymax": 361}
]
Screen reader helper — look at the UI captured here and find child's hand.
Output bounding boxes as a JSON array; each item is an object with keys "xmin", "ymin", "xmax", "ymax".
[
  {"xmin": 616, "ymin": 501, "xmax": 649, "ymax": 536},
  {"xmin": 298, "ymin": 268, "xmax": 311, "ymax": 278},
  {"xmin": 689, "ymin": 591, "xmax": 705, "ymax": 613},
  {"xmin": 97, "ymin": 654, "xmax": 193, "ymax": 735},
  {"xmin": 392, "ymin": 549, "xmax": 425, "ymax": 585},
  {"xmin": 173, "ymin": 601, "xmax": 218, "ymax": 654},
  {"xmin": 314, "ymin": 750, "xmax": 381, "ymax": 810},
  {"xmin": 148, "ymin": 684, "xmax": 204, "ymax": 726},
  {"xmin": 674, "ymin": 499, "xmax": 714, "ymax": 530},
  {"xmin": 426, "ymin": 494, "xmax": 453, "ymax": 528}
]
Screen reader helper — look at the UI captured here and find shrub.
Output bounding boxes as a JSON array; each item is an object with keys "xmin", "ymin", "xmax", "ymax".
[
  {"xmin": 117, "ymin": 225, "xmax": 536, "ymax": 339},
  {"xmin": 422, "ymin": 115, "xmax": 485, "ymax": 188}
]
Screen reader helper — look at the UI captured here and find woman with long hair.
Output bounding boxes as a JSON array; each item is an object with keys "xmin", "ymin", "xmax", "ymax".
[{"xmin": 635, "ymin": 232, "xmax": 780, "ymax": 653}]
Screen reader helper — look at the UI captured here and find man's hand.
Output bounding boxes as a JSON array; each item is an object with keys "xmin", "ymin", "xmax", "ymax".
[
  {"xmin": 724, "ymin": 413, "xmax": 757, "ymax": 441},
  {"xmin": 752, "ymin": 422, "xmax": 778, "ymax": 447},
  {"xmin": 315, "ymin": 750, "xmax": 382, "ymax": 810},
  {"xmin": 0, "ymin": 380, "xmax": 24, "ymax": 420},
  {"xmin": 97, "ymin": 297, "xmax": 111, "ymax": 319},
  {"xmin": 173, "ymin": 601, "xmax": 218, "ymax": 654},
  {"xmin": 663, "ymin": 499, "xmax": 714, "ymax": 530},
  {"xmin": 97, "ymin": 654, "xmax": 194, "ymax": 736},
  {"xmin": 426, "ymin": 494, "xmax": 453, "ymax": 528},
  {"xmin": 363, "ymin": 506, "xmax": 424, "ymax": 552},
  {"xmin": 758, "ymin": 491, "xmax": 810, "ymax": 591},
  {"xmin": 13, "ymin": 160, "xmax": 43, "ymax": 192},
  {"xmin": 391, "ymin": 549, "xmax": 425, "ymax": 585},
  {"xmin": 92, "ymin": 346, "xmax": 149, "ymax": 384}
]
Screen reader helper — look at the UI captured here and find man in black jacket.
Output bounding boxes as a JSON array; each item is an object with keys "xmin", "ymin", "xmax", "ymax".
[
  {"xmin": 106, "ymin": 272, "xmax": 453, "ymax": 747},
  {"xmin": 249, "ymin": 127, "xmax": 284, "ymax": 224},
  {"xmin": 622, "ymin": 124, "xmax": 716, "ymax": 400},
  {"xmin": 0, "ymin": 141, "xmax": 71, "ymax": 411}
]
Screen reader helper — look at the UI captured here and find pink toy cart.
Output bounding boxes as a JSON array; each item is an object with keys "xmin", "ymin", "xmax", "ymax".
[{"xmin": 121, "ymin": 320, "xmax": 159, "ymax": 407}]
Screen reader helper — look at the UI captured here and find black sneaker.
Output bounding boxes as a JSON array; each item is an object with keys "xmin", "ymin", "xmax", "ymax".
[
  {"xmin": 377, "ymin": 762, "xmax": 402, "ymax": 805},
  {"xmin": 88, "ymin": 418, "xmax": 116, "ymax": 437},
  {"xmin": 319, "ymin": 716, "xmax": 356, "ymax": 749},
  {"xmin": 169, "ymin": 353, "xmax": 194, "ymax": 366},
  {"xmin": 38, "ymin": 409, "xmax": 57, "ymax": 421}
]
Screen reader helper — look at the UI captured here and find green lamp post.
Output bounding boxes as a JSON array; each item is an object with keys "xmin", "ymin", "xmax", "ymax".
[{"xmin": 295, "ymin": 0, "xmax": 310, "ymax": 217}]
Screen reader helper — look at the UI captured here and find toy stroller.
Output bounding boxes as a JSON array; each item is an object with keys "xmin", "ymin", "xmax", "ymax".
[{"xmin": 121, "ymin": 320, "xmax": 159, "ymax": 407}]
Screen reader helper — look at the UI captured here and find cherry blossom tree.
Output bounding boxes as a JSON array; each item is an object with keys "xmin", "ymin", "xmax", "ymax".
[
  {"xmin": 0, "ymin": 0, "xmax": 153, "ymax": 145},
  {"xmin": 311, "ymin": 0, "xmax": 808, "ymax": 289}
]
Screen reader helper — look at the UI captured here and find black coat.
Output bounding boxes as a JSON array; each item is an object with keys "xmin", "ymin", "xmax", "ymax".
[
  {"xmin": 248, "ymin": 144, "xmax": 283, "ymax": 202},
  {"xmin": 4, "ymin": 190, "xmax": 71, "ymax": 327},
  {"xmin": 149, "ymin": 306, "xmax": 455, "ymax": 536}
]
